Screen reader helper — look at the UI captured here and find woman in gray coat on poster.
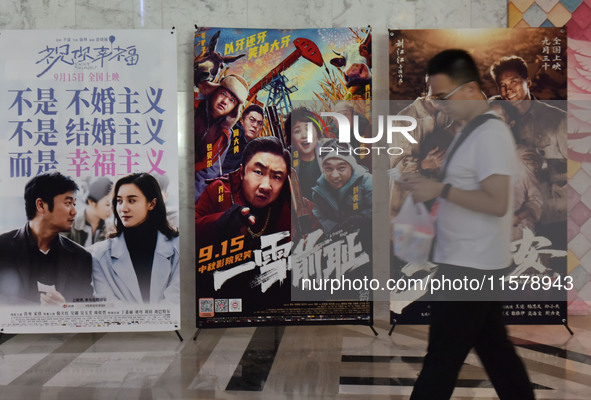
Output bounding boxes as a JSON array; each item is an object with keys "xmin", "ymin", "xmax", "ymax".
[{"xmin": 90, "ymin": 173, "xmax": 180, "ymax": 305}]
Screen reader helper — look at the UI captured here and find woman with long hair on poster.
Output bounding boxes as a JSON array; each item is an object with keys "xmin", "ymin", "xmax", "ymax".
[{"xmin": 90, "ymin": 173, "xmax": 180, "ymax": 305}]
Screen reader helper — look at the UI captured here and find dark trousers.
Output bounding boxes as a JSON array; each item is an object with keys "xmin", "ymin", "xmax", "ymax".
[{"xmin": 410, "ymin": 291, "xmax": 535, "ymax": 399}]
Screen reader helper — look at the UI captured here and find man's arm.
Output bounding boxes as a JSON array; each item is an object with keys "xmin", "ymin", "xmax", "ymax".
[{"xmin": 402, "ymin": 173, "xmax": 510, "ymax": 217}]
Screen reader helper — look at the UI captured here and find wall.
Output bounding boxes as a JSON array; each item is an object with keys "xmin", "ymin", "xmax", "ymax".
[{"xmin": 0, "ymin": 0, "xmax": 509, "ymax": 334}]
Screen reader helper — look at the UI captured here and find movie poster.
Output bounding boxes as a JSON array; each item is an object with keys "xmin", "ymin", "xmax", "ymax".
[
  {"xmin": 194, "ymin": 27, "xmax": 373, "ymax": 328},
  {"xmin": 0, "ymin": 30, "xmax": 179, "ymax": 333},
  {"xmin": 388, "ymin": 28, "xmax": 569, "ymax": 325}
]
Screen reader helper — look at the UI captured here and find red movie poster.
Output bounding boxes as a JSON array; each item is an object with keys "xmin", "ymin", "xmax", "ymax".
[{"xmin": 194, "ymin": 27, "xmax": 373, "ymax": 328}]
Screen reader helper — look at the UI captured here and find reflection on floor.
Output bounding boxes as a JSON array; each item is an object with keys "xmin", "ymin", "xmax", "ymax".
[{"xmin": 0, "ymin": 306, "xmax": 590, "ymax": 399}]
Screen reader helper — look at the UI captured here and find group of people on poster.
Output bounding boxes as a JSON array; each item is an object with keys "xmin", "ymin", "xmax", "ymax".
[
  {"xmin": 193, "ymin": 27, "xmax": 373, "ymax": 308},
  {"xmin": 193, "ymin": 87, "xmax": 373, "ymax": 243},
  {"xmin": 0, "ymin": 171, "xmax": 180, "ymax": 307},
  {"xmin": 387, "ymin": 29, "xmax": 568, "ymax": 342},
  {"xmin": 390, "ymin": 50, "xmax": 567, "ymax": 277}
]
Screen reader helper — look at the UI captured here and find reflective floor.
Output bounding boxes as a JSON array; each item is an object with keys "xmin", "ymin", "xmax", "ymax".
[{"xmin": 0, "ymin": 303, "xmax": 590, "ymax": 399}]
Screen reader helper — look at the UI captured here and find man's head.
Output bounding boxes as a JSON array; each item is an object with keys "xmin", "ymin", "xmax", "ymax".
[
  {"xmin": 490, "ymin": 56, "xmax": 531, "ymax": 104},
  {"xmin": 317, "ymin": 139, "xmax": 357, "ymax": 190},
  {"xmin": 86, "ymin": 177, "xmax": 113, "ymax": 221},
  {"xmin": 210, "ymin": 88, "xmax": 238, "ymax": 119},
  {"xmin": 426, "ymin": 49, "xmax": 486, "ymax": 121},
  {"xmin": 240, "ymin": 104, "xmax": 265, "ymax": 141},
  {"xmin": 206, "ymin": 74, "xmax": 249, "ymax": 119},
  {"xmin": 285, "ymin": 107, "xmax": 321, "ymax": 162},
  {"xmin": 241, "ymin": 136, "xmax": 290, "ymax": 209},
  {"xmin": 24, "ymin": 172, "xmax": 79, "ymax": 231}
]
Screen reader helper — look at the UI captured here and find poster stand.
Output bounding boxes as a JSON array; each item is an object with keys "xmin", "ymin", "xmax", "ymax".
[
  {"xmin": 388, "ymin": 323, "xmax": 396, "ymax": 336},
  {"xmin": 562, "ymin": 319, "xmax": 574, "ymax": 336},
  {"xmin": 192, "ymin": 329, "xmax": 201, "ymax": 341}
]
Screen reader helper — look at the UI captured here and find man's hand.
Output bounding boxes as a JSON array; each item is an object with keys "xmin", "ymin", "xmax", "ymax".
[
  {"xmin": 513, "ymin": 209, "xmax": 529, "ymax": 226},
  {"xmin": 420, "ymin": 147, "xmax": 446, "ymax": 171},
  {"xmin": 238, "ymin": 207, "xmax": 256, "ymax": 226},
  {"xmin": 40, "ymin": 290, "xmax": 66, "ymax": 306},
  {"xmin": 217, "ymin": 204, "xmax": 256, "ymax": 238},
  {"xmin": 398, "ymin": 174, "xmax": 444, "ymax": 203}
]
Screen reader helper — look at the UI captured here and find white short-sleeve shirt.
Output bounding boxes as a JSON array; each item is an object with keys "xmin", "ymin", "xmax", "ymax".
[{"xmin": 433, "ymin": 113, "xmax": 516, "ymax": 270}]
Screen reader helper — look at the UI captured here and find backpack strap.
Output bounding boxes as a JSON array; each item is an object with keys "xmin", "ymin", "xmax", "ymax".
[{"xmin": 440, "ymin": 113, "xmax": 499, "ymax": 180}]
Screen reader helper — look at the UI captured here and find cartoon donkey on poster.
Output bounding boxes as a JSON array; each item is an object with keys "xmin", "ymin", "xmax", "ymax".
[{"xmin": 194, "ymin": 30, "xmax": 245, "ymax": 85}]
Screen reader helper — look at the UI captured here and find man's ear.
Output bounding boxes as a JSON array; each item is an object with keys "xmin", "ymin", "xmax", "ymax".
[
  {"xmin": 35, "ymin": 198, "xmax": 46, "ymax": 215},
  {"xmin": 526, "ymin": 77, "xmax": 532, "ymax": 88}
]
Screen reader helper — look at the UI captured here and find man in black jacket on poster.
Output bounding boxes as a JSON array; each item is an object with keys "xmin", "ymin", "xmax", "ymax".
[
  {"xmin": 0, "ymin": 172, "xmax": 93, "ymax": 306},
  {"xmin": 222, "ymin": 104, "xmax": 265, "ymax": 174}
]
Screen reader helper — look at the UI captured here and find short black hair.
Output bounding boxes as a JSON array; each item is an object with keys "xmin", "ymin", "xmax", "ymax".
[
  {"xmin": 24, "ymin": 172, "xmax": 79, "ymax": 220},
  {"xmin": 490, "ymin": 55, "xmax": 529, "ymax": 83},
  {"xmin": 242, "ymin": 104, "xmax": 264, "ymax": 119},
  {"xmin": 241, "ymin": 136, "xmax": 291, "ymax": 174},
  {"xmin": 427, "ymin": 49, "xmax": 482, "ymax": 86}
]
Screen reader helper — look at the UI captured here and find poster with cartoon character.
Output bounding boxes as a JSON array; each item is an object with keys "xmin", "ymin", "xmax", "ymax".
[{"xmin": 194, "ymin": 27, "xmax": 373, "ymax": 328}]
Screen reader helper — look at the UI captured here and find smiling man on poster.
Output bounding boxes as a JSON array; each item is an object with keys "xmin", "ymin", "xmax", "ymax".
[{"xmin": 490, "ymin": 55, "xmax": 567, "ymax": 245}]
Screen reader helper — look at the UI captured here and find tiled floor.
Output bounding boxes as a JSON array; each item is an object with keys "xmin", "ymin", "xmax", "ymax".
[{"xmin": 0, "ymin": 302, "xmax": 590, "ymax": 399}]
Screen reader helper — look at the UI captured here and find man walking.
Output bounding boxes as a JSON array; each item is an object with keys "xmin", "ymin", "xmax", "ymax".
[{"xmin": 402, "ymin": 49, "xmax": 535, "ymax": 400}]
